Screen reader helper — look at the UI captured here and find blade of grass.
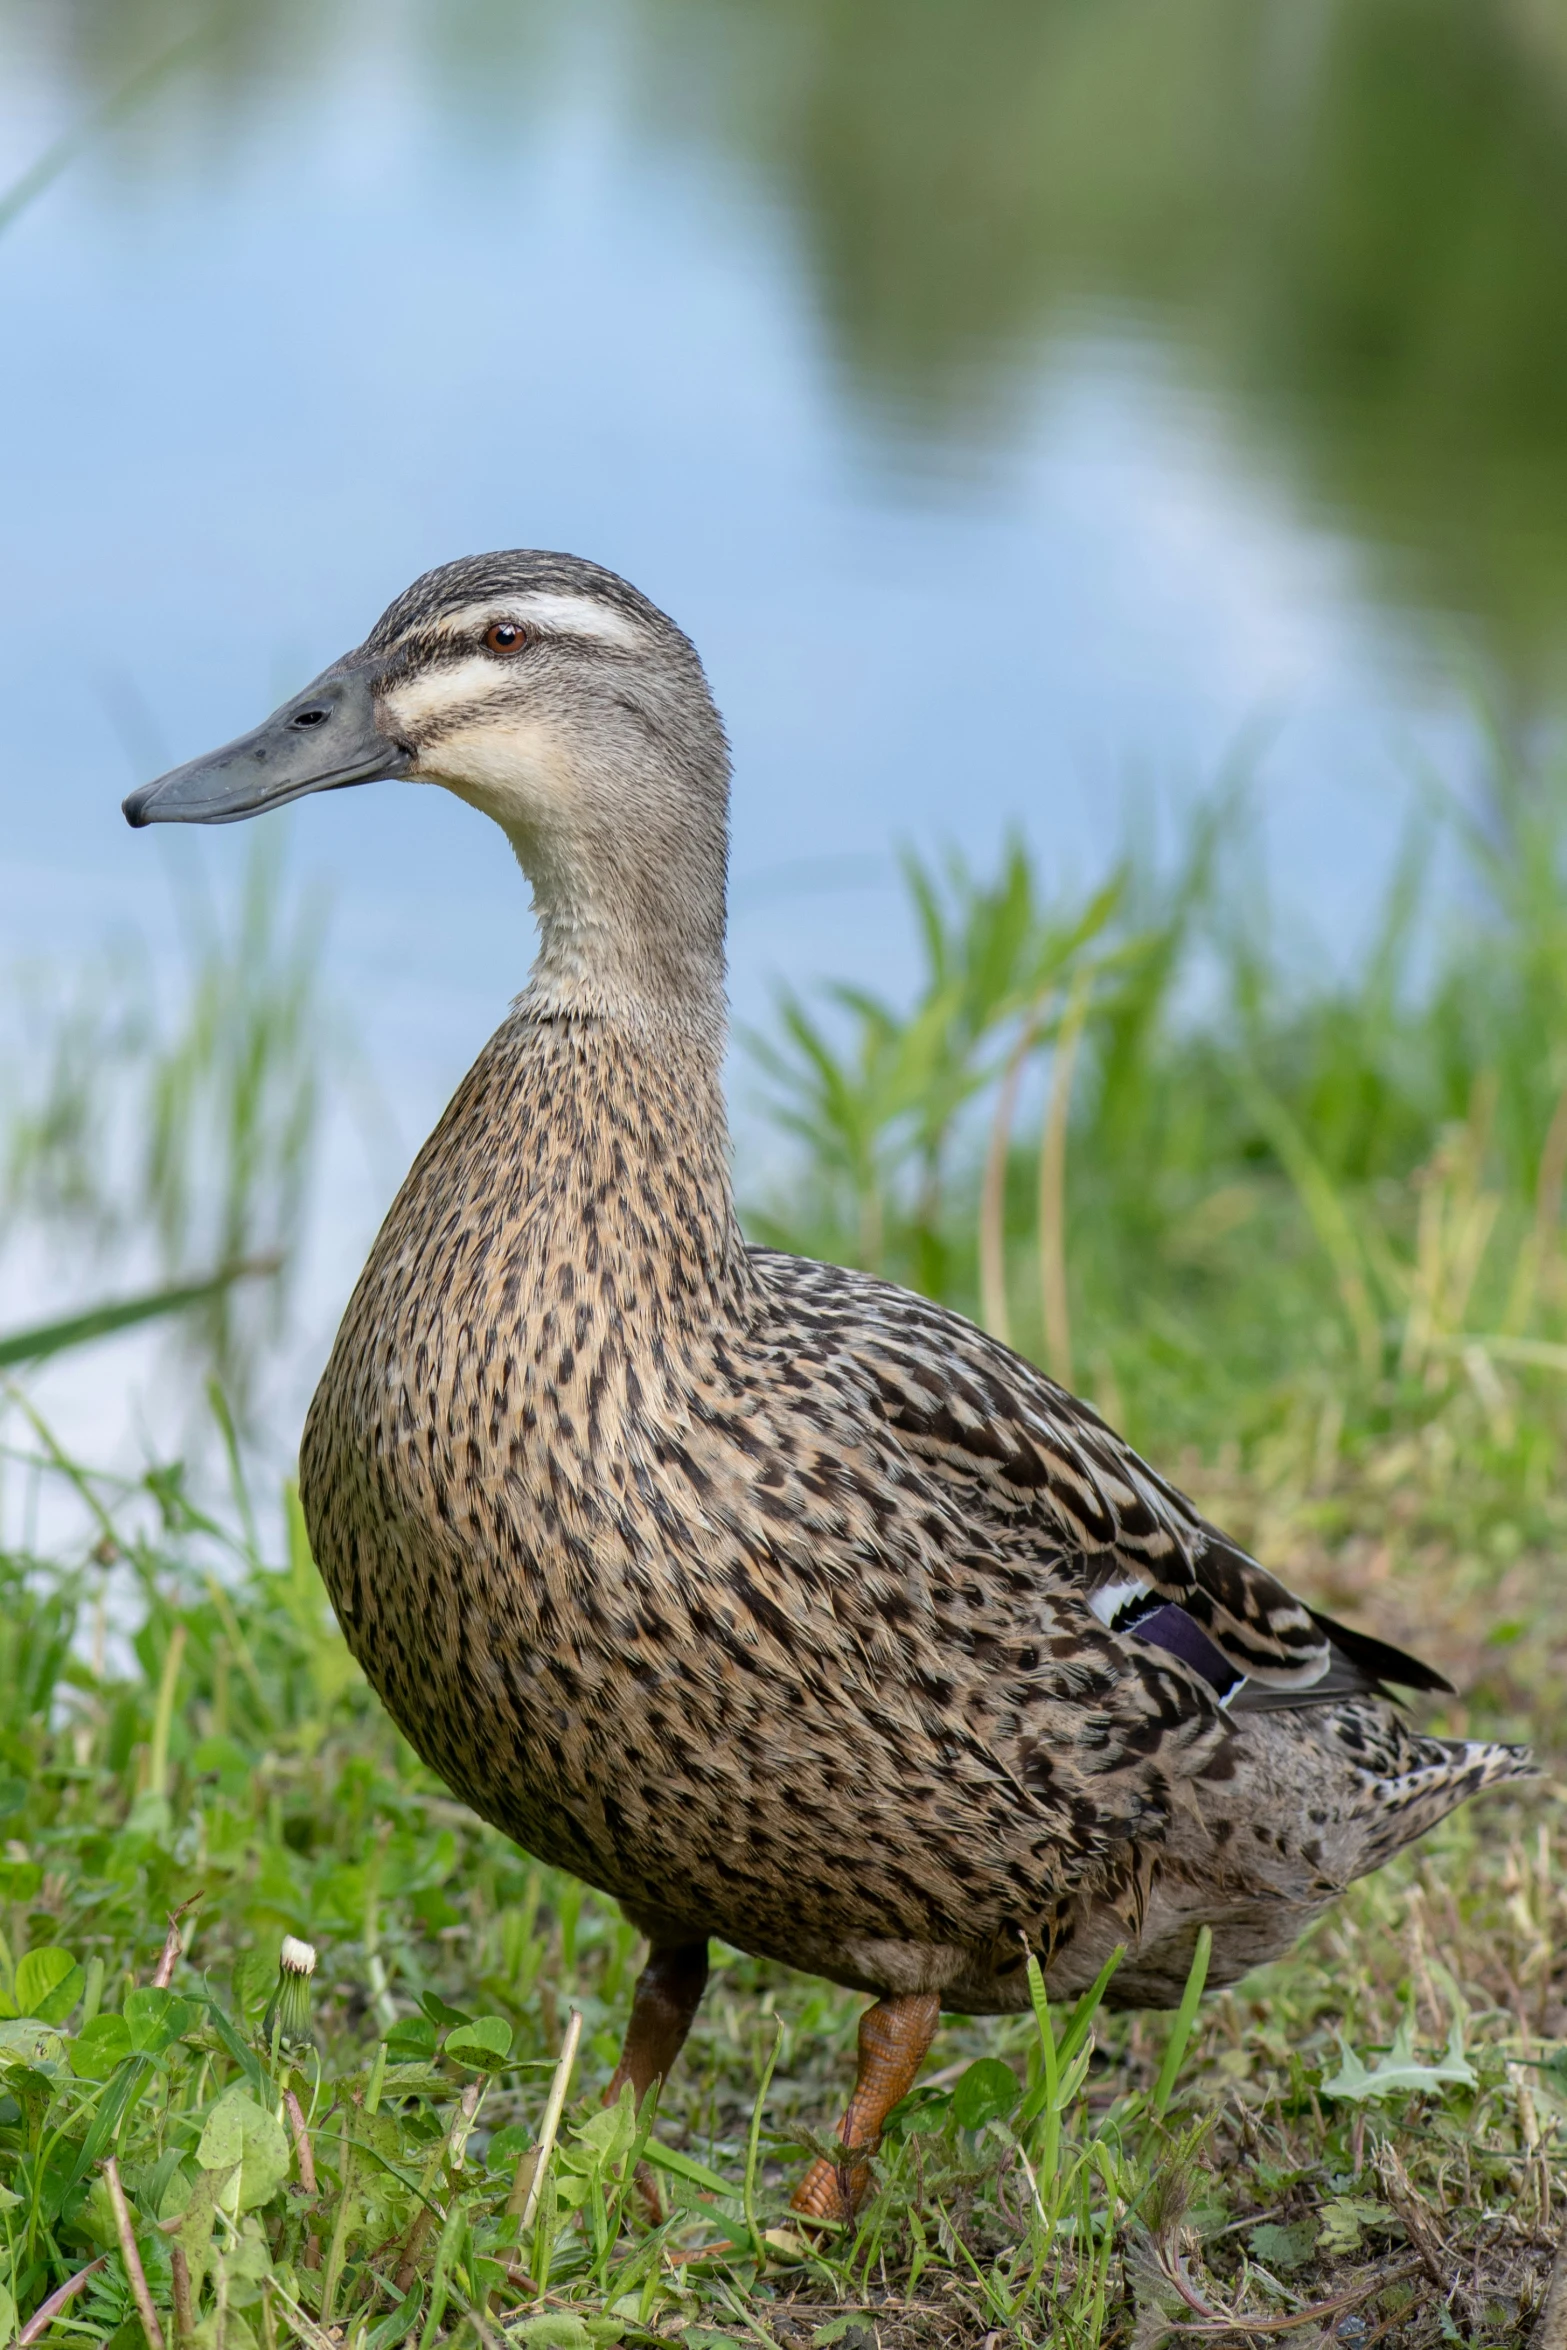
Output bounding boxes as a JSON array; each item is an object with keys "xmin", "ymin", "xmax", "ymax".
[
  {"xmin": 1038, "ymin": 967, "xmax": 1093, "ymax": 1385},
  {"xmin": 319, "ymin": 2110, "xmax": 358, "ymax": 2326},
  {"xmin": 147, "ymin": 1622, "xmax": 187, "ymax": 1803},
  {"xmin": 979, "ymin": 1002, "xmax": 1048, "ymax": 1343},
  {"xmin": 1018, "ymin": 1942, "xmax": 1123, "ymax": 2135},
  {"xmin": 1150, "ymin": 1926, "xmax": 1213, "ymax": 2123},
  {"xmin": 0, "ymin": 21, "xmax": 221, "ymax": 238},
  {"xmin": 639, "ymin": 2139, "xmax": 744, "ymax": 2202},
  {"xmin": 207, "ymin": 1378, "xmax": 260, "ymax": 1562},
  {"xmin": 1234, "ymin": 1073, "xmax": 1381, "ymax": 1374},
  {"xmin": 743, "ymin": 2015, "xmax": 785, "ymax": 2255},
  {"xmin": 0, "ymin": 1258, "xmax": 280, "ymax": 1370},
  {"xmin": 1056, "ymin": 1944, "xmax": 1124, "ymax": 2070}
]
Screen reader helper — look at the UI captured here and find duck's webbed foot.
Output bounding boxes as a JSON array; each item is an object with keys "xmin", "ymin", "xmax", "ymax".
[
  {"xmin": 791, "ymin": 1991, "xmax": 940, "ymax": 2223},
  {"xmin": 606, "ymin": 1938, "xmax": 710, "ymax": 2222}
]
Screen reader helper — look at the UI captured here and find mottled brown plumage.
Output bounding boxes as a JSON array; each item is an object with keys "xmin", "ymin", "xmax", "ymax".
[
  {"xmin": 298, "ymin": 983, "xmax": 1522, "ymax": 2012},
  {"xmin": 126, "ymin": 549, "xmax": 1530, "ymax": 2191}
]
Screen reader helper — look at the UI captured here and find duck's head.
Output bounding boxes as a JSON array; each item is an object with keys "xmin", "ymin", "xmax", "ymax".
[{"xmin": 123, "ymin": 551, "xmax": 731, "ymax": 1023}]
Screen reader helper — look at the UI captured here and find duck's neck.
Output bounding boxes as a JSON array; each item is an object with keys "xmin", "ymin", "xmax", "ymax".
[
  {"xmin": 501, "ymin": 985, "xmax": 751, "ymax": 1328},
  {"xmin": 490, "ymin": 778, "xmax": 744, "ymax": 1315},
  {"xmin": 503, "ymin": 789, "xmax": 730, "ymax": 1043}
]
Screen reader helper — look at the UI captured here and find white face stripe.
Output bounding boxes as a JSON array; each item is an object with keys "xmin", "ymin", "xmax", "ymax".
[
  {"xmin": 381, "ymin": 654, "xmax": 520, "ymax": 735},
  {"xmin": 420, "ymin": 593, "xmax": 644, "ymax": 652}
]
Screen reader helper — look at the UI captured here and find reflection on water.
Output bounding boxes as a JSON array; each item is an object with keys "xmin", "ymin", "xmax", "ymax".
[
  {"xmin": 16, "ymin": 0, "xmax": 1567, "ymax": 691},
  {"xmin": 732, "ymin": 0, "xmax": 1567, "ymax": 691}
]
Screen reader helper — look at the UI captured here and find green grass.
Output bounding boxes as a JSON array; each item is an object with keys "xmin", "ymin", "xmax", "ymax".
[
  {"xmin": 0, "ymin": 1425, "xmax": 1559, "ymax": 2349},
  {"xmin": 4, "ymin": 768, "xmax": 1567, "ymax": 2345}
]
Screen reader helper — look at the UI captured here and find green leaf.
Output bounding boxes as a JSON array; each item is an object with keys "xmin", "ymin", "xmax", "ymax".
[
  {"xmin": 1249, "ymin": 2219, "xmax": 1317, "ymax": 2273},
  {"xmin": 485, "ymin": 2123, "xmax": 533, "ymax": 2170},
  {"xmin": 881, "ymin": 2086, "xmax": 950, "ymax": 2141},
  {"xmin": 15, "ymin": 1946, "xmax": 85, "ymax": 2024},
  {"xmin": 639, "ymin": 2138, "xmax": 741, "ymax": 2201},
  {"xmin": 197, "ymin": 2087, "xmax": 290, "ymax": 2209},
  {"xmin": 570, "ymin": 2089, "xmax": 637, "ymax": 2166},
  {"xmin": 384, "ymin": 2016, "xmax": 438, "ymax": 2062},
  {"xmin": 0, "ymin": 2019, "xmax": 66, "ymax": 2069},
  {"xmin": 219, "ymin": 2215, "xmax": 271, "ymax": 2284},
  {"xmin": 68, "ymin": 2013, "xmax": 133, "ymax": 2080},
  {"xmin": 951, "ymin": 2056, "xmax": 1019, "ymax": 2130},
  {"xmin": 189, "ymin": 1995, "xmax": 271, "ymax": 2102},
  {"xmin": 1316, "ymin": 2195, "xmax": 1395, "ymax": 2257},
  {"xmin": 124, "ymin": 1790, "xmax": 174, "ymax": 1844},
  {"xmin": 192, "ymin": 1735, "xmax": 255, "ymax": 1794},
  {"xmin": 419, "ymin": 1991, "xmax": 471, "ymax": 2028},
  {"xmin": 364, "ymin": 2285, "xmax": 425, "ymax": 2350},
  {"xmin": 1321, "ymin": 2013, "xmax": 1477, "ymax": 2103},
  {"xmin": 173, "ymin": 2163, "xmax": 233, "ymax": 2287},
  {"xmin": 197, "ymin": 2099, "xmax": 247, "ymax": 2170},
  {"xmin": 69, "ymin": 2053, "xmax": 154, "ymax": 2188},
  {"xmin": 124, "ymin": 1986, "xmax": 195, "ymax": 2054},
  {"xmin": 410, "ymin": 1885, "xmax": 462, "ymax": 1932},
  {"xmin": 511, "ymin": 2321, "xmax": 595, "ymax": 2350},
  {"xmin": 378, "ymin": 2061, "xmax": 450, "ymax": 2099},
  {"xmin": 443, "ymin": 2014, "xmax": 512, "ymax": 2069}
]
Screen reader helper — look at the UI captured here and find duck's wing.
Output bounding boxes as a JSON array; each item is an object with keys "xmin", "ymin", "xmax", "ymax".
[{"xmin": 749, "ymin": 1250, "xmax": 1442, "ymax": 1702}]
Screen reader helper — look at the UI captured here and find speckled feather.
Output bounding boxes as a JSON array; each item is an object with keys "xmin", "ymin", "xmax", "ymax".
[{"xmin": 302, "ymin": 997, "xmax": 1527, "ymax": 2012}]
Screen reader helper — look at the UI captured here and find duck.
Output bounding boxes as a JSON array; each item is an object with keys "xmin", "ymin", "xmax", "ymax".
[{"xmin": 124, "ymin": 550, "xmax": 1530, "ymax": 2219}]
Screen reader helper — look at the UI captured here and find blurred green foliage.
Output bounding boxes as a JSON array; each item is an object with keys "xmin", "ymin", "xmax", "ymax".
[
  {"xmin": 746, "ymin": 758, "xmax": 1567, "ymax": 1602},
  {"xmin": 0, "ymin": 835, "xmax": 328, "ymax": 1418}
]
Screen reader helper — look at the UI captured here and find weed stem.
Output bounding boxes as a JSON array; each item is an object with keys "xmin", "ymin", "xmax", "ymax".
[{"xmin": 104, "ymin": 2155, "xmax": 166, "ymax": 2350}]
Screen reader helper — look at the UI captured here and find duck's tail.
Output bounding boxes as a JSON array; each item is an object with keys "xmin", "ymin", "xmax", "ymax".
[
  {"xmin": 1348, "ymin": 1727, "xmax": 1535, "ymax": 1880},
  {"xmin": 1027, "ymin": 1708, "xmax": 1531, "ymax": 2012}
]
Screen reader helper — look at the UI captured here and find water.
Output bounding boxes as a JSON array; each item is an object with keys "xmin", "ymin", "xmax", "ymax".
[{"xmin": 3, "ymin": 0, "xmax": 1563, "ymax": 1458}]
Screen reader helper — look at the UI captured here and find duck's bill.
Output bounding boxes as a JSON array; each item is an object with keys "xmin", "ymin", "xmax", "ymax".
[{"xmin": 122, "ymin": 661, "xmax": 413, "ymax": 828}]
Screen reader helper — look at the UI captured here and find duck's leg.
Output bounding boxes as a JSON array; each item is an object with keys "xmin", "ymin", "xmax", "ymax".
[
  {"xmin": 607, "ymin": 1939, "xmax": 710, "ymax": 2110},
  {"xmin": 791, "ymin": 1991, "xmax": 940, "ymax": 2222},
  {"xmin": 606, "ymin": 1939, "xmax": 710, "ymax": 2226}
]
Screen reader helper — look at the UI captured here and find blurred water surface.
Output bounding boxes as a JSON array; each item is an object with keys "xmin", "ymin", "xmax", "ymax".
[{"xmin": 4, "ymin": 0, "xmax": 1567, "ymax": 1444}]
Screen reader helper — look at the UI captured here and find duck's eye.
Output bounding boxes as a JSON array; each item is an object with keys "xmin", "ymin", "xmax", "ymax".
[{"xmin": 484, "ymin": 621, "xmax": 530, "ymax": 654}]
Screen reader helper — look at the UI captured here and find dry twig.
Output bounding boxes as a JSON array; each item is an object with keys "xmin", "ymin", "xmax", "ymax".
[
  {"xmin": 104, "ymin": 2155, "xmax": 167, "ymax": 2350},
  {"xmin": 15, "ymin": 2257, "xmax": 107, "ymax": 2345},
  {"xmin": 150, "ymin": 1894, "xmax": 202, "ymax": 1990},
  {"xmin": 284, "ymin": 2086, "xmax": 322, "ymax": 2269}
]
